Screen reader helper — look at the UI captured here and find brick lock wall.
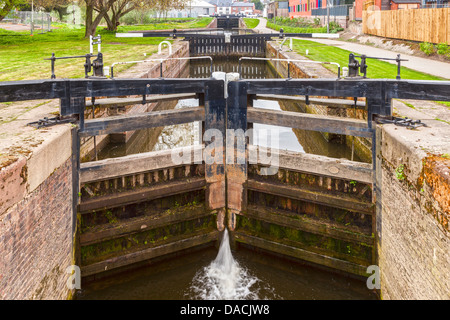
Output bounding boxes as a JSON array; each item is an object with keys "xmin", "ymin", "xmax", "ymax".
[
  {"xmin": 0, "ymin": 158, "xmax": 73, "ymax": 300},
  {"xmin": 378, "ymin": 125, "xmax": 449, "ymax": 300},
  {"xmin": 379, "ymin": 164, "xmax": 449, "ymax": 299}
]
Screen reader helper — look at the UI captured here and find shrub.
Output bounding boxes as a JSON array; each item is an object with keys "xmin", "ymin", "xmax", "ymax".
[
  {"xmin": 420, "ymin": 42, "xmax": 435, "ymax": 56},
  {"xmin": 120, "ymin": 10, "xmax": 153, "ymax": 25},
  {"xmin": 329, "ymin": 21, "xmax": 344, "ymax": 33},
  {"xmin": 436, "ymin": 42, "xmax": 449, "ymax": 56}
]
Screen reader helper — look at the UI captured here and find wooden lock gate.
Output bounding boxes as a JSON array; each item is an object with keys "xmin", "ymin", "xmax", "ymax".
[{"xmin": 1, "ymin": 76, "xmax": 449, "ymax": 278}]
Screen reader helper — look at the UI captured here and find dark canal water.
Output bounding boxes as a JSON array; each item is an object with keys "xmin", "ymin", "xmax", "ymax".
[{"xmin": 80, "ymin": 57, "xmax": 375, "ymax": 300}]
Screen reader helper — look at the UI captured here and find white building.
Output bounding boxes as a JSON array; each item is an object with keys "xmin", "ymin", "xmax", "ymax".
[
  {"xmin": 165, "ymin": 0, "xmax": 216, "ymax": 18},
  {"xmin": 206, "ymin": 0, "xmax": 233, "ymax": 15}
]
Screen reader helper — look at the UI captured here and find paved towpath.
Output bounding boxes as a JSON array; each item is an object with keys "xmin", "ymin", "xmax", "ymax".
[{"xmin": 254, "ymin": 18, "xmax": 450, "ymax": 79}]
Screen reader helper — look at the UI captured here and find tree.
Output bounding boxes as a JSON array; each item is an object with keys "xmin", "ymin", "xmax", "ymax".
[
  {"xmin": 251, "ymin": 0, "xmax": 263, "ymax": 11},
  {"xmin": 31, "ymin": 0, "xmax": 71, "ymax": 21},
  {"xmin": 0, "ymin": 0, "xmax": 24, "ymax": 22},
  {"xmin": 83, "ymin": 0, "xmax": 114, "ymax": 38},
  {"xmin": 103, "ymin": 0, "xmax": 139, "ymax": 31},
  {"xmin": 153, "ymin": 0, "xmax": 188, "ymax": 20},
  {"xmin": 82, "ymin": 0, "xmax": 190, "ymax": 37}
]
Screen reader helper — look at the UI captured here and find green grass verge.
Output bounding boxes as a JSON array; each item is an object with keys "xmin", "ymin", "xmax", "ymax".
[
  {"xmin": 436, "ymin": 101, "xmax": 450, "ymax": 109},
  {"xmin": 0, "ymin": 18, "xmax": 213, "ymax": 81},
  {"xmin": 243, "ymin": 18, "xmax": 260, "ymax": 29},
  {"xmin": 267, "ymin": 21, "xmax": 327, "ymax": 34},
  {"xmin": 291, "ymin": 39, "xmax": 445, "ymax": 80}
]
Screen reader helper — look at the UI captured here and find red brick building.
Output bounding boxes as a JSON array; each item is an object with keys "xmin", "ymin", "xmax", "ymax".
[
  {"xmin": 231, "ymin": 2, "xmax": 255, "ymax": 14},
  {"xmin": 352, "ymin": 0, "xmax": 421, "ymax": 20},
  {"xmin": 389, "ymin": 0, "xmax": 421, "ymax": 9},
  {"xmin": 288, "ymin": 0, "xmax": 329, "ymax": 17}
]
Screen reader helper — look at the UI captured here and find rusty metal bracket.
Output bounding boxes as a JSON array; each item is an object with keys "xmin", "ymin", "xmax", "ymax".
[
  {"xmin": 27, "ymin": 115, "xmax": 78, "ymax": 129},
  {"xmin": 374, "ymin": 115, "xmax": 427, "ymax": 129}
]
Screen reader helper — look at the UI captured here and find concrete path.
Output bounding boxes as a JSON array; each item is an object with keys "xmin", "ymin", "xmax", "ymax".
[
  {"xmin": 254, "ymin": 18, "xmax": 276, "ymax": 34},
  {"xmin": 254, "ymin": 18, "xmax": 450, "ymax": 79},
  {"xmin": 301, "ymin": 38, "xmax": 450, "ymax": 79}
]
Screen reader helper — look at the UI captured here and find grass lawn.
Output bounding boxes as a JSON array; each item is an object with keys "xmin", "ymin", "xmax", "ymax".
[
  {"xmin": 291, "ymin": 39, "xmax": 445, "ymax": 81},
  {"xmin": 0, "ymin": 18, "xmax": 213, "ymax": 81},
  {"xmin": 243, "ymin": 18, "xmax": 260, "ymax": 29}
]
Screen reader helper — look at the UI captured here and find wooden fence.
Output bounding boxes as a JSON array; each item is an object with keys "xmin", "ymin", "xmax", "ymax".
[{"xmin": 363, "ymin": 8, "xmax": 450, "ymax": 44}]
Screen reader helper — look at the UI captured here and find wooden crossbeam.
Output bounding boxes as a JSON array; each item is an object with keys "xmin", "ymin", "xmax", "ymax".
[
  {"xmin": 234, "ymin": 232, "xmax": 368, "ymax": 276},
  {"xmin": 80, "ymin": 145, "xmax": 204, "ymax": 183},
  {"xmin": 247, "ymin": 179, "xmax": 374, "ymax": 214},
  {"xmin": 80, "ymin": 205, "xmax": 210, "ymax": 246},
  {"xmin": 85, "ymin": 93, "xmax": 197, "ymax": 108},
  {"xmin": 79, "ymin": 177, "xmax": 206, "ymax": 212},
  {"xmin": 247, "ymin": 107, "xmax": 372, "ymax": 138},
  {"xmin": 244, "ymin": 205, "xmax": 373, "ymax": 244},
  {"xmin": 248, "ymin": 145, "xmax": 373, "ymax": 184},
  {"xmin": 81, "ymin": 231, "xmax": 218, "ymax": 277},
  {"xmin": 79, "ymin": 107, "xmax": 205, "ymax": 137},
  {"xmin": 255, "ymin": 94, "xmax": 366, "ymax": 109}
]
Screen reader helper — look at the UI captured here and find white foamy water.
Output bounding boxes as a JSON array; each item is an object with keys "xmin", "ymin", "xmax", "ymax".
[{"xmin": 187, "ymin": 229, "xmax": 278, "ymax": 300}]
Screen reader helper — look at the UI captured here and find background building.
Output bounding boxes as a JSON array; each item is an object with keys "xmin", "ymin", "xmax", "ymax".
[
  {"xmin": 166, "ymin": 0, "xmax": 217, "ymax": 18},
  {"xmin": 206, "ymin": 0, "xmax": 233, "ymax": 15},
  {"xmin": 268, "ymin": 1, "xmax": 290, "ymax": 18},
  {"xmin": 231, "ymin": 2, "xmax": 256, "ymax": 14}
]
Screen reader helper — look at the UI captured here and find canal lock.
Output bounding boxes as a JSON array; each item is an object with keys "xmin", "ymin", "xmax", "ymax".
[{"xmin": 76, "ymin": 28, "xmax": 376, "ymax": 292}]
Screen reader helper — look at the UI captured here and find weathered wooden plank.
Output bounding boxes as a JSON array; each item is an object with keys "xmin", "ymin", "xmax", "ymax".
[
  {"xmin": 80, "ymin": 145, "xmax": 204, "ymax": 183},
  {"xmin": 81, "ymin": 230, "xmax": 219, "ymax": 276},
  {"xmin": 80, "ymin": 205, "xmax": 210, "ymax": 246},
  {"xmin": 246, "ymin": 79, "xmax": 381, "ymax": 98},
  {"xmin": 248, "ymin": 145, "xmax": 373, "ymax": 184},
  {"xmin": 244, "ymin": 205, "xmax": 373, "ymax": 244},
  {"xmin": 0, "ymin": 78, "xmax": 210, "ymax": 106},
  {"xmin": 0, "ymin": 79, "xmax": 67, "ymax": 102},
  {"xmin": 246, "ymin": 79, "xmax": 450, "ymax": 103},
  {"xmin": 247, "ymin": 107, "xmax": 372, "ymax": 138},
  {"xmin": 79, "ymin": 177, "xmax": 206, "ymax": 212},
  {"xmin": 80, "ymin": 107, "xmax": 205, "ymax": 137},
  {"xmin": 1, "ymin": 79, "xmax": 450, "ymax": 106},
  {"xmin": 255, "ymin": 94, "xmax": 366, "ymax": 109},
  {"xmin": 85, "ymin": 93, "xmax": 197, "ymax": 108},
  {"xmin": 204, "ymin": 80, "xmax": 226, "ymax": 211},
  {"xmin": 234, "ymin": 232, "xmax": 368, "ymax": 276},
  {"xmin": 247, "ymin": 179, "xmax": 374, "ymax": 214}
]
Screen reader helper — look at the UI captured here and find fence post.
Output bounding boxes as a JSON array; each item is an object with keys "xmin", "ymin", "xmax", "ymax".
[
  {"xmin": 327, "ymin": 5, "xmax": 330, "ymax": 33},
  {"xmin": 31, "ymin": 9, "xmax": 34, "ymax": 35}
]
